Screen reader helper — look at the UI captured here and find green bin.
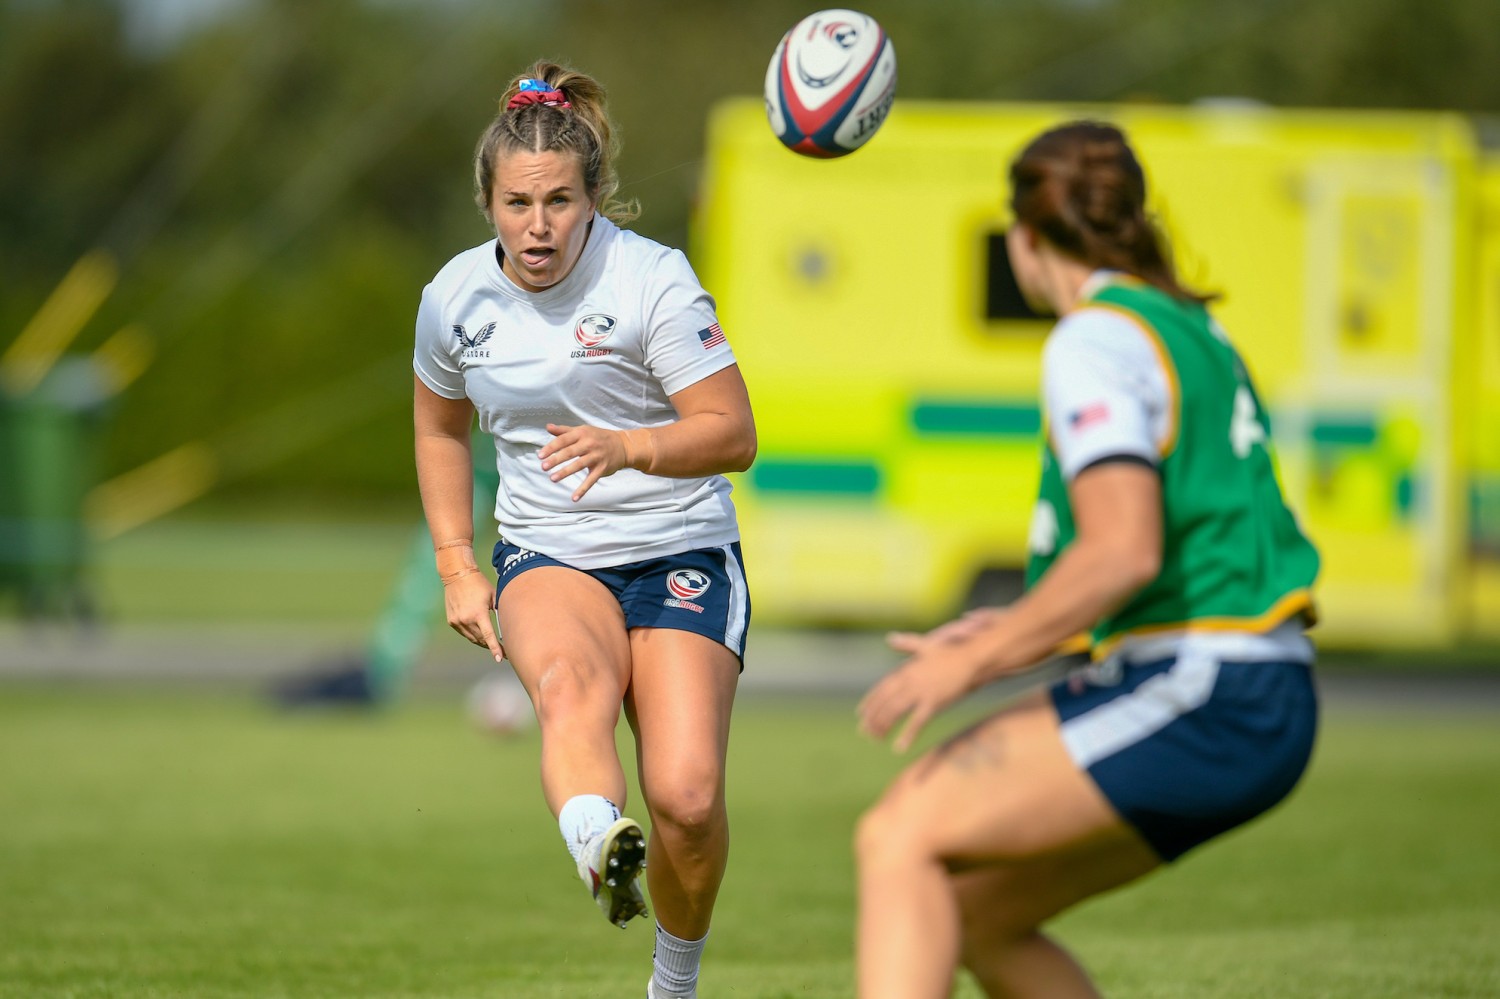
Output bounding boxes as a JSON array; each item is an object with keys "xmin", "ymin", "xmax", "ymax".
[{"xmin": 0, "ymin": 359, "xmax": 109, "ymax": 621}]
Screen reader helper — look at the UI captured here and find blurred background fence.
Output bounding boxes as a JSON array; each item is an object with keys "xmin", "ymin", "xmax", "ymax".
[{"xmin": 2, "ymin": 0, "xmax": 1498, "ymax": 673}]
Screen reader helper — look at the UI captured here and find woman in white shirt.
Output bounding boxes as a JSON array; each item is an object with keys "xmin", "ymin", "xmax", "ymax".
[{"xmin": 412, "ymin": 61, "xmax": 755, "ymax": 999}]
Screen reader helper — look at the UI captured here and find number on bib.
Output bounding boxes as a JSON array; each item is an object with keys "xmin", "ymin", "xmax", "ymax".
[
  {"xmin": 1230, "ymin": 385, "xmax": 1266, "ymax": 458},
  {"xmin": 1028, "ymin": 500, "xmax": 1059, "ymax": 556}
]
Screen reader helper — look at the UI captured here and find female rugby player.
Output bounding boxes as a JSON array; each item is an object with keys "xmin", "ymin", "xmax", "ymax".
[
  {"xmin": 413, "ymin": 61, "xmax": 755, "ymax": 999},
  {"xmin": 855, "ymin": 120, "xmax": 1320, "ymax": 998}
]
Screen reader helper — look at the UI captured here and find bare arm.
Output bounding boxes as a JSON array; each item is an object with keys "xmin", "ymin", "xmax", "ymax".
[
  {"xmin": 538, "ymin": 364, "xmax": 758, "ymax": 501},
  {"xmin": 858, "ymin": 460, "xmax": 1163, "ymax": 751},
  {"xmin": 414, "ymin": 375, "xmax": 502, "ymax": 661}
]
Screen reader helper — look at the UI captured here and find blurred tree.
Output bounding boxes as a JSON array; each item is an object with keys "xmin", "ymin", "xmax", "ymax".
[
  {"xmin": 0, "ymin": 2, "xmax": 181, "ymax": 322},
  {"xmin": 1, "ymin": 0, "xmax": 1495, "ymax": 516}
]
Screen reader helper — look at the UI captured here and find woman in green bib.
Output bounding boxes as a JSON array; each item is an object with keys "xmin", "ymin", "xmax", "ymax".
[{"xmin": 854, "ymin": 121, "xmax": 1320, "ymax": 998}]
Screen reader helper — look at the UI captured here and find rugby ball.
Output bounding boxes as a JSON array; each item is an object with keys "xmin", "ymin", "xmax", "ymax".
[
  {"xmin": 466, "ymin": 672, "xmax": 533, "ymax": 736},
  {"xmin": 764, "ymin": 9, "xmax": 896, "ymax": 158}
]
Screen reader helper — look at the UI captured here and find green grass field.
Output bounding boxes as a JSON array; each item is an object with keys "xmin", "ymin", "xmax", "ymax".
[{"xmin": 2, "ymin": 684, "xmax": 1498, "ymax": 998}]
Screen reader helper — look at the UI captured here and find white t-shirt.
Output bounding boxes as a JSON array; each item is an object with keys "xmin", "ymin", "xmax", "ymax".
[
  {"xmin": 413, "ymin": 214, "xmax": 741, "ymax": 569},
  {"xmin": 1041, "ymin": 274, "xmax": 1171, "ymax": 481}
]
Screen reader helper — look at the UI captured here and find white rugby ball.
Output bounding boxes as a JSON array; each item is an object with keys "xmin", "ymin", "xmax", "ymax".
[
  {"xmin": 465, "ymin": 672, "xmax": 533, "ymax": 736},
  {"xmin": 764, "ymin": 9, "xmax": 896, "ymax": 158}
]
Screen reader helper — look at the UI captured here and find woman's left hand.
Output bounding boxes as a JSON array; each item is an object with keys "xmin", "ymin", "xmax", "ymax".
[
  {"xmin": 886, "ymin": 607, "xmax": 1008, "ymax": 656},
  {"xmin": 857, "ymin": 640, "xmax": 987, "ymax": 753},
  {"xmin": 540, "ymin": 423, "xmax": 631, "ymax": 502}
]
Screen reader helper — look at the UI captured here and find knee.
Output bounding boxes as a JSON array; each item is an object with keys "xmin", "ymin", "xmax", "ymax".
[
  {"xmin": 854, "ymin": 793, "xmax": 930, "ymax": 873},
  {"xmin": 648, "ymin": 776, "xmax": 723, "ymax": 841},
  {"xmin": 531, "ymin": 657, "xmax": 616, "ymax": 727}
]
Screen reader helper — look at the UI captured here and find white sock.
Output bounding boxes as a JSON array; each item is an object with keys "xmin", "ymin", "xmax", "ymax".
[
  {"xmin": 652, "ymin": 924, "xmax": 708, "ymax": 995},
  {"xmin": 557, "ymin": 794, "xmax": 621, "ymax": 864}
]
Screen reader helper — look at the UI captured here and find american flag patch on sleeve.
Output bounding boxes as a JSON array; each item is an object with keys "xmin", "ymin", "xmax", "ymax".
[
  {"xmin": 696, "ymin": 323, "xmax": 726, "ymax": 349},
  {"xmin": 1068, "ymin": 402, "xmax": 1111, "ymax": 431}
]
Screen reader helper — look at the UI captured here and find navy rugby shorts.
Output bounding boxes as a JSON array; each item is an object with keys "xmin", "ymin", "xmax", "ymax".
[
  {"xmin": 492, "ymin": 540, "xmax": 750, "ymax": 667},
  {"xmin": 1051, "ymin": 651, "xmax": 1318, "ymax": 861}
]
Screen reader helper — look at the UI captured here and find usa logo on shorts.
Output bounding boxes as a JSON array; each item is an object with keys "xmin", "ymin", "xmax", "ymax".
[{"xmin": 667, "ymin": 569, "xmax": 711, "ymax": 599}]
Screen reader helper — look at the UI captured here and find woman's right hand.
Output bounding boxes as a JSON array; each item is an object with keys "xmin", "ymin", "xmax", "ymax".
[{"xmin": 445, "ymin": 571, "xmax": 505, "ymax": 662}]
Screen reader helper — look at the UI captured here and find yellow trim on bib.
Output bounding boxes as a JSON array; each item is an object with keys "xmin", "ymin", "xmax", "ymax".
[
  {"xmin": 1091, "ymin": 588, "xmax": 1318, "ymax": 660},
  {"xmin": 1076, "ymin": 300, "xmax": 1181, "ymax": 461}
]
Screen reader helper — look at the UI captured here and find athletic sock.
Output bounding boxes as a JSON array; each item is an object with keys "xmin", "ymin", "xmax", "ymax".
[
  {"xmin": 652, "ymin": 924, "xmax": 708, "ymax": 995},
  {"xmin": 557, "ymin": 794, "xmax": 622, "ymax": 864}
]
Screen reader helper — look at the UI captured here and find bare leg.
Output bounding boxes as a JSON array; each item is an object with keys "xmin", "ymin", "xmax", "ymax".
[
  {"xmin": 855, "ymin": 689, "xmax": 1160, "ymax": 999},
  {"xmin": 856, "ymin": 837, "xmax": 961, "ymax": 999},
  {"xmin": 967, "ymin": 932, "xmax": 1099, "ymax": 999},
  {"xmin": 496, "ymin": 567, "xmax": 633, "ymax": 815},
  {"xmin": 950, "ymin": 845, "xmax": 1160, "ymax": 998},
  {"xmin": 624, "ymin": 628, "xmax": 738, "ymax": 939}
]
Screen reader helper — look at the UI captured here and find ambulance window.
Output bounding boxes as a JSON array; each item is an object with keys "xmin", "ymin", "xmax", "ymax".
[{"xmin": 985, "ymin": 231, "xmax": 1049, "ymax": 322}]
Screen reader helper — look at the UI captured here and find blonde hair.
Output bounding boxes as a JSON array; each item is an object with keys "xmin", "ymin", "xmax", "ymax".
[{"xmin": 472, "ymin": 60, "xmax": 639, "ymax": 225}]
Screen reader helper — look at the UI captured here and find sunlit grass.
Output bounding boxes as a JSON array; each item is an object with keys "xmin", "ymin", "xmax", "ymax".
[{"xmin": 1, "ymin": 685, "xmax": 1497, "ymax": 998}]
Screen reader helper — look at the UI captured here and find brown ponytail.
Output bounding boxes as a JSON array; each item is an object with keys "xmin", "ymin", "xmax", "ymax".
[
  {"xmin": 472, "ymin": 60, "xmax": 639, "ymax": 225},
  {"xmin": 1009, "ymin": 121, "xmax": 1212, "ymax": 303}
]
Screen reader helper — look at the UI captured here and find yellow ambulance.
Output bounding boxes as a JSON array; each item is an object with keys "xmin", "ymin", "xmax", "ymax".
[
  {"xmin": 1470, "ymin": 153, "xmax": 1500, "ymax": 642},
  {"xmin": 695, "ymin": 98, "xmax": 1490, "ymax": 649}
]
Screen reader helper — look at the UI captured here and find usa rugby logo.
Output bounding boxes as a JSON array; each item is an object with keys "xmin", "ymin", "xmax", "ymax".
[
  {"xmin": 666, "ymin": 569, "xmax": 711, "ymax": 600},
  {"xmin": 798, "ymin": 20, "xmax": 861, "ymax": 87},
  {"xmin": 575, "ymin": 314, "xmax": 617, "ymax": 348}
]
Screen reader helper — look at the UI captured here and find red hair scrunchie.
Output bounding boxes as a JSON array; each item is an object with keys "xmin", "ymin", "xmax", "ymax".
[{"xmin": 506, "ymin": 90, "xmax": 571, "ymax": 110}]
